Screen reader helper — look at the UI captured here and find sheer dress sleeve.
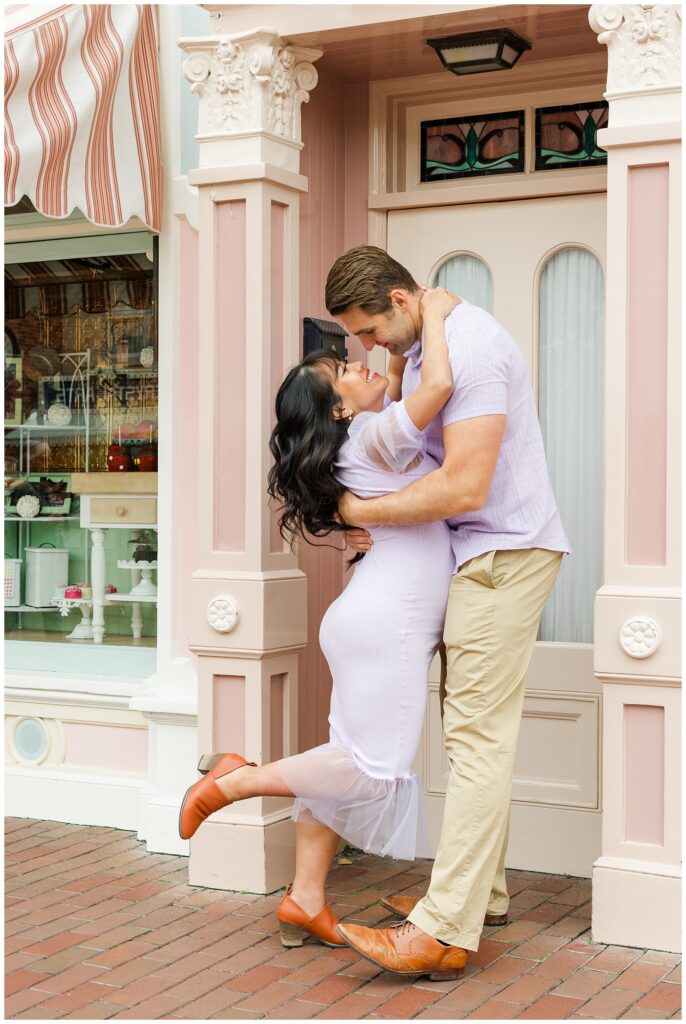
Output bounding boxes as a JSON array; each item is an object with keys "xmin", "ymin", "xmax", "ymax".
[{"xmin": 352, "ymin": 400, "xmax": 425, "ymax": 473}]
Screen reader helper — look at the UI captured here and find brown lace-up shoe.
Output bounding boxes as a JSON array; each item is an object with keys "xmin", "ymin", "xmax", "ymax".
[
  {"xmin": 380, "ymin": 893, "xmax": 508, "ymax": 927},
  {"xmin": 277, "ymin": 885, "xmax": 346, "ymax": 948},
  {"xmin": 178, "ymin": 753, "xmax": 256, "ymax": 840},
  {"xmin": 337, "ymin": 920, "xmax": 468, "ymax": 981}
]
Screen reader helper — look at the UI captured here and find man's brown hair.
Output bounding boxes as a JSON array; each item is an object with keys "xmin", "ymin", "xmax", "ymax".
[{"xmin": 325, "ymin": 245, "xmax": 419, "ymax": 316}]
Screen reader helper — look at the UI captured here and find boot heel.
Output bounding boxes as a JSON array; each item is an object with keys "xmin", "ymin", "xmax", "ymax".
[
  {"xmin": 429, "ymin": 968, "xmax": 464, "ymax": 982},
  {"xmin": 197, "ymin": 753, "xmax": 225, "ymax": 775},
  {"xmin": 279, "ymin": 920, "xmax": 305, "ymax": 948}
]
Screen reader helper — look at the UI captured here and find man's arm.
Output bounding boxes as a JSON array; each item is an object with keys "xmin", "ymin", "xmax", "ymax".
[{"xmin": 339, "ymin": 414, "xmax": 506, "ymax": 527}]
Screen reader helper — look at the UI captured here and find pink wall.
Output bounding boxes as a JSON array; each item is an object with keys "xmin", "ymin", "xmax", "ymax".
[
  {"xmin": 626, "ymin": 164, "xmax": 669, "ymax": 566},
  {"xmin": 297, "ymin": 72, "xmax": 369, "ymax": 750},
  {"xmin": 63, "ymin": 724, "xmax": 148, "ymax": 773},
  {"xmin": 175, "ymin": 220, "xmax": 200, "ymax": 661}
]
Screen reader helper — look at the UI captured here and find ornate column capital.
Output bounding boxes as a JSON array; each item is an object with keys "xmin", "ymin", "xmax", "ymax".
[
  {"xmin": 179, "ymin": 27, "xmax": 322, "ymax": 171},
  {"xmin": 589, "ymin": 6, "xmax": 681, "ymax": 103}
]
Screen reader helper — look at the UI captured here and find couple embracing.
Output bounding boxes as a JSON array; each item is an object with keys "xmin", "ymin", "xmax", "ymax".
[{"xmin": 179, "ymin": 245, "xmax": 570, "ymax": 981}]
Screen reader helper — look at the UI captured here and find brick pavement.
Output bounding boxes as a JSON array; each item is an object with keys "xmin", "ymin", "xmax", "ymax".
[{"xmin": 5, "ymin": 819, "xmax": 682, "ymax": 1020}]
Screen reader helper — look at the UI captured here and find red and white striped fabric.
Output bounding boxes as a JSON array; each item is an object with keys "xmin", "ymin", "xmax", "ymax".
[{"xmin": 5, "ymin": 4, "xmax": 161, "ymax": 232}]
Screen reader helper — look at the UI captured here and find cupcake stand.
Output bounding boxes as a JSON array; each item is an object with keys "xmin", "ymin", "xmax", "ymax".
[
  {"xmin": 49, "ymin": 595, "xmax": 95, "ymax": 640},
  {"xmin": 106, "ymin": 559, "xmax": 157, "ymax": 640}
]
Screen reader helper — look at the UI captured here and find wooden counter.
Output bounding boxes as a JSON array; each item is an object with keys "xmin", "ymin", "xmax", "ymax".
[{"xmin": 70, "ymin": 473, "xmax": 157, "ymax": 494}]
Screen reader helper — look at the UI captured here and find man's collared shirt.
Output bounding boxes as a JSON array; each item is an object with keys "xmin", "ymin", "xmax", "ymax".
[{"xmin": 402, "ymin": 299, "xmax": 571, "ymax": 571}]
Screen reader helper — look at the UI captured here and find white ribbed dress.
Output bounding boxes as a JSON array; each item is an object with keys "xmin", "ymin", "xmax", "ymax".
[{"xmin": 278, "ymin": 399, "xmax": 455, "ymax": 859}]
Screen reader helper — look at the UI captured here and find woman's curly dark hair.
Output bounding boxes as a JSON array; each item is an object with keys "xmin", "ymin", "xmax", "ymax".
[{"xmin": 268, "ymin": 349, "xmax": 359, "ymax": 558}]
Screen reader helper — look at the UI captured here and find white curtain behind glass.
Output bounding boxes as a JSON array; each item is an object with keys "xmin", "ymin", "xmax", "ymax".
[
  {"xmin": 434, "ymin": 254, "xmax": 493, "ymax": 312},
  {"xmin": 539, "ymin": 247, "xmax": 604, "ymax": 643}
]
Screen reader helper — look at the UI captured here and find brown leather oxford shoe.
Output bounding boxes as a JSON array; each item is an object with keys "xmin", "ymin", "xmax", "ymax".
[
  {"xmin": 337, "ymin": 920, "xmax": 468, "ymax": 981},
  {"xmin": 380, "ymin": 892, "xmax": 508, "ymax": 927}
]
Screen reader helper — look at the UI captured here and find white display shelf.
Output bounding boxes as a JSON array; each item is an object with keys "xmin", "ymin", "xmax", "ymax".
[
  {"xmin": 5, "ymin": 515, "xmax": 79, "ymax": 522},
  {"xmin": 5, "ymin": 605, "xmax": 60, "ymax": 613},
  {"xmin": 105, "ymin": 593, "xmax": 158, "ymax": 604},
  {"xmin": 6, "ymin": 423, "xmax": 88, "ymax": 432}
]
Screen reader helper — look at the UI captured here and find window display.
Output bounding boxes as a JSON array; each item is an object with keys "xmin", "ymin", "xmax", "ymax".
[{"xmin": 4, "ymin": 249, "xmax": 158, "ymax": 661}]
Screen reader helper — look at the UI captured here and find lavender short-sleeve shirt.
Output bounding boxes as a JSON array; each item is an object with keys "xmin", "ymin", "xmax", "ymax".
[{"xmin": 402, "ymin": 299, "xmax": 571, "ymax": 570}]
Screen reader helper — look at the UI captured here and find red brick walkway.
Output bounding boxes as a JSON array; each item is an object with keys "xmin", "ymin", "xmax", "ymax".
[{"xmin": 5, "ymin": 819, "xmax": 681, "ymax": 1020}]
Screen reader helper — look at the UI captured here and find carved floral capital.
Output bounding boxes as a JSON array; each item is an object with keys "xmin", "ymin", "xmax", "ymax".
[
  {"xmin": 180, "ymin": 28, "xmax": 322, "ymax": 143},
  {"xmin": 589, "ymin": 5, "xmax": 681, "ymax": 92}
]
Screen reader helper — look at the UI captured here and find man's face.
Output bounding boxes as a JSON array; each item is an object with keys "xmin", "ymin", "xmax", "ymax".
[{"xmin": 336, "ymin": 299, "xmax": 418, "ymax": 357}]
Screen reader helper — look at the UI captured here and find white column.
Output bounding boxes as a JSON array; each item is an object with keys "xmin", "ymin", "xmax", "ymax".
[
  {"xmin": 89, "ymin": 527, "xmax": 106, "ymax": 644},
  {"xmin": 130, "ymin": 6, "xmax": 202, "ymax": 858},
  {"xmin": 179, "ymin": 26, "xmax": 321, "ymax": 892},
  {"xmin": 589, "ymin": 4, "xmax": 681, "ymax": 953}
]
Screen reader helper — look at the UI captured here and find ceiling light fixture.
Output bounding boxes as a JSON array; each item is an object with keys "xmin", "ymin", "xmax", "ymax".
[{"xmin": 426, "ymin": 28, "xmax": 531, "ymax": 76}]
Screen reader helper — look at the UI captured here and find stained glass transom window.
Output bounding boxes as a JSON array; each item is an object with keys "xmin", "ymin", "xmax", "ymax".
[
  {"xmin": 420, "ymin": 111, "xmax": 524, "ymax": 182},
  {"xmin": 535, "ymin": 102, "xmax": 608, "ymax": 171}
]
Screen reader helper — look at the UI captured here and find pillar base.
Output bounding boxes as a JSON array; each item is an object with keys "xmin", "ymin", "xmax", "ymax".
[
  {"xmin": 592, "ymin": 857, "xmax": 681, "ymax": 953},
  {"xmin": 189, "ymin": 813, "xmax": 296, "ymax": 894}
]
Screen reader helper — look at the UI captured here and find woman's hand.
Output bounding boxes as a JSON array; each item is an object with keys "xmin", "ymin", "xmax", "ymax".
[
  {"xmin": 420, "ymin": 287, "xmax": 460, "ymax": 321},
  {"xmin": 338, "ymin": 491, "xmax": 374, "ymax": 542},
  {"xmin": 344, "ymin": 527, "xmax": 373, "ymax": 554}
]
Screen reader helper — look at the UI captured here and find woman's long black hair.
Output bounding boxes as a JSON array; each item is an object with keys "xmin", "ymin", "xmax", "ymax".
[{"xmin": 268, "ymin": 349, "xmax": 357, "ymax": 555}]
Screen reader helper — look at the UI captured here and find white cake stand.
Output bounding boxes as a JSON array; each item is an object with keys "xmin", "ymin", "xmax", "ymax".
[
  {"xmin": 111, "ymin": 560, "xmax": 158, "ymax": 640},
  {"xmin": 116, "ymin": 559, "xmax": 158, "ymax": 597},
  {"xmin": 49, "ymin": 596, "xmax": 95, "ymax": 640}
]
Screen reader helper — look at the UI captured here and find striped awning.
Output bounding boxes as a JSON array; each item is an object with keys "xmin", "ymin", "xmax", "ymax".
[{"xmin": 4, "ymin": 4, "xmax": 161, "ymax": 232}]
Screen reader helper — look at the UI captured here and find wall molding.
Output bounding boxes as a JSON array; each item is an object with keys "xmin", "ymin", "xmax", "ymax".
[{"xmin": 5, "ymin": 765, "xmax": 145, "ymax": 831}]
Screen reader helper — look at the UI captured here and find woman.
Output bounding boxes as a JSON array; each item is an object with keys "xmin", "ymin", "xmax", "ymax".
[{"xmin": 179, "ymin": 288, "xmax": 457, "ymax": 950}]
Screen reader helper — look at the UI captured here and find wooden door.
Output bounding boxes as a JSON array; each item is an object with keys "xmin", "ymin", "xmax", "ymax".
[{"xmin": 387, "ymin": 194, "xmax": 606, "ymax": 875}]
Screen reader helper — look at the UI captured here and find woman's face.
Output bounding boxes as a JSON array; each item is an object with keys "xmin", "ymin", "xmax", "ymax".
[{"xmin": 326, "ymin": 359, "xmax": 388, "ymax": 418}]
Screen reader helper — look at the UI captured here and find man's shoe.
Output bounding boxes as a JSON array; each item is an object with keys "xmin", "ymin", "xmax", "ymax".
[
  {"xmin": 178, "ymin": 753, "xmax": 256, "ymax": 840},
  {"xmin": 337, "ymin": 920, "xmax": 467, "ymax": 981},
  {"xmin": 380, "ymin": 893, "xmax": 508, "ymax": 927}
]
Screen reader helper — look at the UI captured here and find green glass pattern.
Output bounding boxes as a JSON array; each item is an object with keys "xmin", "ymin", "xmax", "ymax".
[
  {"xmin": 535, "ymin": 103, "xmax": 608, "ymax": 170},
  {"xmin": 421, "ymin": 111, "xmax": 524, "ymax": 182}
]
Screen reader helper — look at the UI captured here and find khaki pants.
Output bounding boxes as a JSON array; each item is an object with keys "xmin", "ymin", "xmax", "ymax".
[{"xmin": 408, "ymin": 548, "xmax": 563, "ymax": 951}]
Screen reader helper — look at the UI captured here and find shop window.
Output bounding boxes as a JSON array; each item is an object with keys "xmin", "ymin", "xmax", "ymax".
[
  {"xmin": 432, "ymin": 253, "xmax": 493, "ymax": 313},
  {"xmin": 538, "ymin": 246, "xmax": 604, "ymax": 643},
  {"xmin": 535, "ymin": 102, "xmax": 608, "ymax": 171},
  {"xmin": 4, "ymin": 241, "xmax": 158, "ymax": 673},
  {"xmin": 420, "ymin": 110, "xmax": 524, "ymax": 182}
]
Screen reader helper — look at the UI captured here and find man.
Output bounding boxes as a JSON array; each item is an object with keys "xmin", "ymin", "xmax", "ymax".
[{"xmin": 325, "ymin": 245, "xmax": 570, "ymax": 980}]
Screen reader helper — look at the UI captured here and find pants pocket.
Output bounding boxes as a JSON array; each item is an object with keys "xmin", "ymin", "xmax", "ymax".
[{"xmin": 454, "ymin": 550, "xmax": 496, "ymax": 588}]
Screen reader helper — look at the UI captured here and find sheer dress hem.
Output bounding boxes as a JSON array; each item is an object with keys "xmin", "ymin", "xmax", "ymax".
[{"xmin": 279, "ymin": 742, "xmax": 427, "ymax": 861}]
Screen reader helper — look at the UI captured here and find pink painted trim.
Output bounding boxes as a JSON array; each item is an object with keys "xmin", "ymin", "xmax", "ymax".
[
  {"xmin": 214, "ymin": 675, "xmax": 246, "ymax": 754},
  {"xmin": 623, "ymin": 704, "xmax": 665, "ymax": 846},
  {"xmin": 63, "ymin": 723, "xmax": 147, "ymax": 773},
  {"xmin": 214, "ymin": 200, "xmax": 247, "ymax": 553},
  {"xmin": 626, "ymin": 164, "xmax": 668, "ymax": 566},
  {"xmin": 270, "ymin": 673, "xmax": 285, "ymax": 762},
  {"xmin": 174, "ymin": 220, "xmax": 200, "ymax": 661},
  {"xmin": 270, "ymin": 202, "xmax": 286, "ymax": 554}
]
